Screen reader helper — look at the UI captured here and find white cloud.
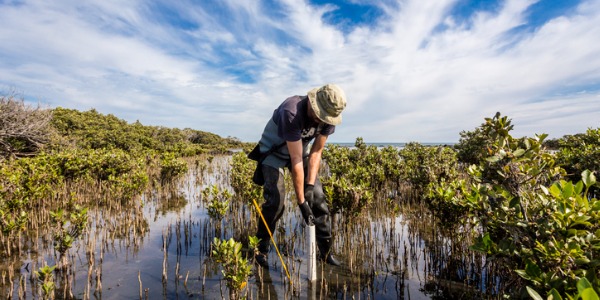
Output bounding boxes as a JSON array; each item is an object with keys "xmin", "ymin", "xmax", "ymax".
[{"xmin": 0, "ymin": 0, "xmax": 598, "ymax": 142}]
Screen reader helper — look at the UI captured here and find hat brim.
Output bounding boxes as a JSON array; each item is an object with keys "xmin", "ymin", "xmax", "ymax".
[{"xmin": 307, "ymin": 87, "xmax": 343, "ymax": 126}]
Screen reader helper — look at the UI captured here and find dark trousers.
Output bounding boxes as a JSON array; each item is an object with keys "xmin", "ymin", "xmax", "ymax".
[{"xmin": 256, "ymin": 163, "xmax": 332, "ymax": 250}]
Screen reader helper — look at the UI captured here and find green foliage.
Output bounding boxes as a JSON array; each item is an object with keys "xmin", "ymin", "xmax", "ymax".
[
  {"xmin": 526, "ymin": 264, "xmax": 600, "ymax": 300},
  {"xmin": 322, "ymin": 172, "xmax": 373, "ymax": 218},
  {"xmin": 0, "ymin": 147, "xmax": 148, "ymax": 201},
  {"xmin": 35, "ymin": 264, "xmax": 56, "ymax": 299},
  {"xmin": 51, "ymin": 148, "xmax": 150, "ymax": 200},
  {"xmin": 1, "ymin": 153, "xmax": 63, "ymax": 247},
  {"xmin": 52, "ymin": 108, "xmax": 137, "ymax": 150},
  {"xmin": 248, "ymin": 235, "xmax": 260, "ymax": 257},
  {"xmin": 211, "ymin": 237, "xmax": 252, "ymax": 300},
  {"xmin": 556, "ymin": 128, "xmax": 600, "ymax": 194},
  {"xmin": 50, "ymin": 202, "xmax": 88, "ymax": 259},
  {"xmin": 0, "ymin": 147, "xmax": 149, "ymax": 255},
  {"xmin": 454, "ymin": 113, "xmax": 511, "ymax": 165},
  {"xmin": 322, "ymin": 138, "xmax": 388, "ymax": 216},
  {"xmin": 437, "ymin": 112, "xmax": 599, "ymax": 298},
  {"xmin": 322, "ymin": 138, "xmax": 460, "ymax": 219},
  {"xmin": 399, "ymin": 142, "xmax": 459, "ymax": 189},
  {"xmin": 425, "ymin": 178, "xmax": 470, "ymax": 226},
  {"xmin": 229, "ymin": 151, "xmax": 262, "ymax": 204},
  {"xmin": 325, "ymin": 138, "xmax": 402, "ymax": 188},
  {"xmin": 512, "ymin": 175, "xmax": 600, "ymax": 298},
  {"xmin": 55, "ymin": 148, "xmax": 143, "ymax": 180},
  {"xmin": 159, "ymin": 152, "xmax": 188, "ymax": 184},
  {"xmin": 398, "ymin": 142, "xmax": 434, "ymax": 188},
  {"xmin": 203, "ymin": 184, "xmax": 231, "ymax": 221},
  {"xmin": 50, "ymin": 107, "xmax": 239, "ymax": 155},
  {"xmin": 1, "ymin": 151, "xmax": 62, "ymax": 202},
  {"xmin": 0, "ymin": 209, "xmax": 27, "ymax": 236}
]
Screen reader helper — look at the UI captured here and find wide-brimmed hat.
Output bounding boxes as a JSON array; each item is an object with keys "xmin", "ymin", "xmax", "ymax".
[{"xmin": 307, "ymin": 83, "xmax": 347, "ymax": 125}]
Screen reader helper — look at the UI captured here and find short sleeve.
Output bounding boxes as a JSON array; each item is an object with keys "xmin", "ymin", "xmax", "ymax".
[
  {"xmin": 321, "ymin": 124, "xmax": 335, "ymax": 136},
  {"xmin": 277, "ymin": 108, "xmax": 302, "ymax": 141}
]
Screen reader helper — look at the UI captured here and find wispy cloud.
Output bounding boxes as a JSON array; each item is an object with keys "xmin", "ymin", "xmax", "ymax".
[{"xmin": 1, "ymin": 0, "xmax": 598, "ymax": 142}]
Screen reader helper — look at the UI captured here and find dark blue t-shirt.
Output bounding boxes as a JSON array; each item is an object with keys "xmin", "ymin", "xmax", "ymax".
[
  {"xmin": 275, "ymin": 95, "xmax": 335, "ymax": 142},
  {"xmin": 259, "ymin": 95, "xmax": 335, "ymax": 168}
]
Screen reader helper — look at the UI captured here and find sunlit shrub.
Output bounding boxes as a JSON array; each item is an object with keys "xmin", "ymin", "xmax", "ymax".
[
  {"xmin": 322, "ymin": 138, "xmax": 395, "ymax": 217},
  {"xmin": 556, "ymin": 127, "xmax": 600, "ymax": 195},
  {"xmin": 50, "ymin": 107, "xmax": 238, "ymax": 155},
  {"xmin": 34, "ymin": 264, "xmax": 56, "ymax": 299},
  {"xmin": 1, "ymin": 154, "xmax": 63, "ymax": 252},
  {"xmin": 229, "ymin": 151, "xmax": 261, "ymax": 204},
  {"xmin": 203, "ymin": 184, "xmax": 231, "ymax": 221},
  {"xmin": 399, "ymin": 143, "xmax": 459, "ymax": 191},
  {"xmin": 0, "ymin": 147, "xmax": 149, "ymax": 255},
  {"xmin": 159, "ymin": 152, "xmax": 188, "ymax": 184},
  {"xmin": 211, "ymin": 237, "xmax": 252, "ymax": 300},
  {"xmin": 516, "ymin": 172, "xmax": 600, "ymax": 299},
  {"xmin": 50, "ymin": 202, "xmax": 88, "ymax": 268},
  {"xmin": 444, "ymin": 113, "xmax": 600, "ymax": 298},
  {"xmin": 322, "ymin": 174, "xmax": 373, "ymax": 218}
]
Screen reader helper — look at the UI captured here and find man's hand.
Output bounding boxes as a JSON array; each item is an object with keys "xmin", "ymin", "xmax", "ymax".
[
  {"xmin": 304, "ymin": 184, "xmax": 315, "ymax": 203},
  {"xmin": 298, "ymin": 201, "xmax": 315, "ymax": 226}
]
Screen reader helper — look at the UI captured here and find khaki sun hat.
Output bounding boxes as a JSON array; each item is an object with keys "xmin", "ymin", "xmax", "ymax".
[{"xmin": 307, "ymin": 83, "xmax": 347, "ymax": 125}]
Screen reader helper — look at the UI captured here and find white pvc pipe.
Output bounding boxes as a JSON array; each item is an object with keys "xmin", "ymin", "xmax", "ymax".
[{"xmin": 307, "ymin": 224, "xmax": 317, "ymax": 282}]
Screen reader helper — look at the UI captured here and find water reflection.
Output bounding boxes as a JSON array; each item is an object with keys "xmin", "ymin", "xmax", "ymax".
[{"xmin": 1, "ymin": 155, "xmax": 481, "ymax": 299}]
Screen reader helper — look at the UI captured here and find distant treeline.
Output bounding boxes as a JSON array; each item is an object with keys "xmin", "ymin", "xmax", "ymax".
[
  {"xmin": 50, "ymin": 107, "xmax": 243, "ymax": 156},
  {"xmin": 0, "ymin": 94, "xmax": 243, "ymax": 159}
]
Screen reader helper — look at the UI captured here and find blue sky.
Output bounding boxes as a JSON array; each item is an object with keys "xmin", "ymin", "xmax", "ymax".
[{"xmin": 1, "ymin": 0, "xmax": 599, "ymax": 143}]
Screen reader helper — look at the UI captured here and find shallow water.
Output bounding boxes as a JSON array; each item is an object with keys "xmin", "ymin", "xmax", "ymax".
[{"xmin": 1, "ymin": 155, "xmax": 471, "ymax": 299}]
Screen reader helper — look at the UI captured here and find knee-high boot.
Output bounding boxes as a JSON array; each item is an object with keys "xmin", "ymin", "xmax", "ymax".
[
  {"xmin": 316, "ymin": 238, "xmax": 341, "ymax": 266},
  {"xmin": 254, "ymin": 238, "xmax": 270, "ymax": 268}
]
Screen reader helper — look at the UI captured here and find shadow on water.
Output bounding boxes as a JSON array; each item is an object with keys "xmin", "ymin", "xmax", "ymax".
[{"xmin": 1, "ymin": 155, "xmax": 490, "ymax": 299}]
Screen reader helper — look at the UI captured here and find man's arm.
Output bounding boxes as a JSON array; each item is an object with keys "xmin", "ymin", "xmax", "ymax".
[
  {"xmin": 287, "ymin": 134, "xmax": 328, "ymax": 204},
  {"xmin": 306, "ymin": 134, "xmax": 328, "ymax": 185},
  {"xmin": 287, "ymin": 140, "xmax": 306, "ymax": 204}
]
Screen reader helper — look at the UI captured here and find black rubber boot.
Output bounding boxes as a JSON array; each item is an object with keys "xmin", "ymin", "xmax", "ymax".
[
  {"xmin": 255, "ymin": 239, "xmax": 270, "ymax": 268},
  {"xmin": 255, "ymin": 253, "xmax": 268, "ymax": 268},
  {"xmin": 317, "ymin": 238, "xmax": 341, "ymax": 266}
]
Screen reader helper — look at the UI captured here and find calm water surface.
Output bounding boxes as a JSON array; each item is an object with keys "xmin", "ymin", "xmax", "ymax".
[{"xmin": 2, "ymin": 155, "xmax": 456, "ymax": 299}]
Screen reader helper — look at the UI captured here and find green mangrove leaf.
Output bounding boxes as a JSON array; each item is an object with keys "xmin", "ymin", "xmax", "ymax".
[
  {"xmin": 525, "ymin": 261, "xmax": 542, "ymax": 279},
  {"xmin": 509, "ymin": 197, "xmax": 521, "ymax": 208},
  {"xmin": 548, "ymin": 288, "xmax": 563, "ymax": 300},
  {"xmin": 486, "ymin": 155, "xmax": 501, "ymax": 163},
  {"xmin": 582, "ymin": 170, "xmax": 596, "ymax": 187},
  {"xmin": 581, "ymin": 288, "xmax": 600, "ymax": 300},
  {"xmin": 572, "ymin": 215, "xmax": 592, "ymax": 227},
  {"xmin": 576, "ymin": 194, "xmax": 590, "ymax": 209},
  {"xmin": 575, "ymin": 181, "xmax": 584, "ymax": 195},
  {"xmin": 567, "ymin": 229, "xmax": 578, "ymax": 237},
  {"xmin": 516, "ymin": 269, "xmax": 531, "ymax": 280},
  {"xmin": 575, "ymin": 257, "xmax": 591, "ymax": 265},
  {"xmin": 590, "ymin": 259, "xmax": 600, "ymax": 268},
  {"xmin": 578, "ymin": 277, "xmax": 594, "ymax": 294},
  {"xmin": 499, "ymin": 149, "xmax": 507, "ymax": 157},
  {"xmin": 514, "ymin": 149, "xmax": 525, "ymax": 157},
  {"xmin": 540, "ymin": 185, "xmax": 550, "ymax": 195},
  {"xmin": 550, "ymin": 184, "xmax": 562, "ymax": 198},
  {"xmin": 470, "ymin": 233, "xmax": 493, "ymax": 253},
  {"xmin": 563, "ymin": 182, "xmax": 574, "ymax": 198},
  {"xmin": 526, "ymin": 286, "xmax": 543, "ymax": 300}
]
